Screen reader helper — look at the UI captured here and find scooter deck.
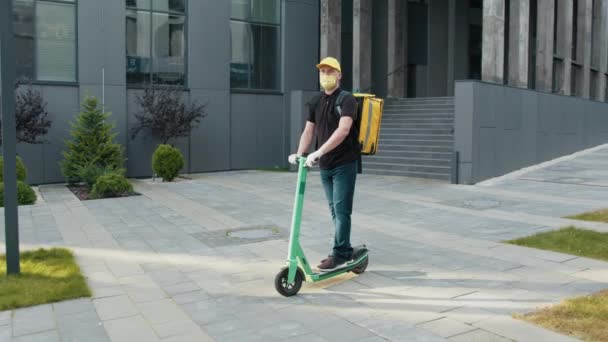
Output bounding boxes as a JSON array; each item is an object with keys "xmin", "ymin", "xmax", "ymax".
[{"xmin": 307, "ymin": 253, "xmax": 368, "ymax": 282}]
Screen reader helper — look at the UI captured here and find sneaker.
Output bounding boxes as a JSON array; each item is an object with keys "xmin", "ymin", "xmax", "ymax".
[{"xmin": 316, "ymin": 256, "xmax": 349, "ymax": 272}]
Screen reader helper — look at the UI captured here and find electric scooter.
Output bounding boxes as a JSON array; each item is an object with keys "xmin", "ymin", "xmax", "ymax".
[{"xmin": 275, "ymin": 156, "xmax": 369, "ymax": 297}]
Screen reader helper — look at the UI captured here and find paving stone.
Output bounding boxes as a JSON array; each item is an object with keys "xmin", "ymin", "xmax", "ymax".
[
  {"xmin": 315, "ymin": 319, "xmax": 376, "ymax": 341},
  {"xmin": 417, "ymin": 317, "xmax": 477, "ymax": 338},
  {"xmin": 0, "ymin": 325, "xmax": 11, "ymax": 341},
  {"xmin": 152, "ymin": 319, "xmax": 202, "ymax": 339},
  {"xmin": 92, "ymin": 286, "xmax": 126, "ymax": 299},
  {"xmin": 160, "ymin": 330, "xmax": 214, "ymax": 342},
  {"xmin": 102, "ymin": 315, "xmax": 160, "ymax": 342},
  {"xmin": 12, "ymin": 330, "xmax": 60, "ymax": 342},
  {"xmin": 52, "ymin": 298, "xmax": 94, "ymax": 316},
  {"xmin": 171, "ymin": 290, "xmax": 210, "ymax": 305},
  {"xmin": 162, "ymin": 282, "xmax": 200, "ymax": 296},
  {"xmin": 442, "ymin": 306, "xmax": 496, "ymax": 324},
  {"xmin": 473, "ymin": 316, "xmax": 579, "ymax": 342},
  {"xmin": 136, "ymin": 299, "xmax": 190, "ymax": 325},
  {"xmin": 448, "ymin": 328, "xmax": 515, "ymax": 341},
  {"xmin": 93, "ymin": 295, "xmax": 138, "ymax": 321},
  {"xmin": 0, "ymin": 311, "xmax": 11, "ymax": 326},
  {"xmin": 12, "ymin": 305, "xmax": 55, "ymax": 337}
]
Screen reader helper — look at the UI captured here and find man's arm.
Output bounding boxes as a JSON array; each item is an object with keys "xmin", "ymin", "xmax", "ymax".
[
  {"xmin": 296, "ymin": 121, "xmax": 315, "ymax": 155},
  {"xmin": 317, "ymin": 116, "xmax": 353, "ymax": 154}
]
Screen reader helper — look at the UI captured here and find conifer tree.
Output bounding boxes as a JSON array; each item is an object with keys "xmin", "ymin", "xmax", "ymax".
[{"xmin": 61, "ymin": 96, "xmax": 125, "ymax": 184}]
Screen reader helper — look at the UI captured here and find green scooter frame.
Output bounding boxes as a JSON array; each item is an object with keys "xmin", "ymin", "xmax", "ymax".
[{"xmin": 275, "ymin": 157, "xmax": 369, "ymax": 297}]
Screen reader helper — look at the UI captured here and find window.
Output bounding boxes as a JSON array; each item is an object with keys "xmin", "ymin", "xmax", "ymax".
[
  {"xmin": 126, "ymin": 0, "xmax": 186, "ymax": 86},
  {"xmin": 230, "ymin": 0, "xmax": 281, "ymax": 90},
  {"xmin": 13, "ymin": 0, "xmax": 77, "ymax": 82}
]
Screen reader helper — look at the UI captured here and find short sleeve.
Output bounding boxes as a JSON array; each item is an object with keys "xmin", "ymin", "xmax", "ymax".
[
  {"xmin": 340, "ymin": 95, "xmax": 358, "ymax": 121},
  {"xmin": 306, "ymin": 94, "xmax": 320, "ymax": 123}
]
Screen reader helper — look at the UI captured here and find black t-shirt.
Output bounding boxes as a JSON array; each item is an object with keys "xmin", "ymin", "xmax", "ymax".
[{"xmin": 307, "ymin": 89, "xmax": 359, "ymax": 170}]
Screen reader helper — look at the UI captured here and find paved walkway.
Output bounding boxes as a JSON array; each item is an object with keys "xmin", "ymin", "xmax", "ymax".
[{"xmin": 2, "ymin": 145, "xmax": 608, "ymax": 342}]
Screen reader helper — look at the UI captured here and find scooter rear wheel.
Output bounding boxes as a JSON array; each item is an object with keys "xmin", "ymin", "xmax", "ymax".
[
  {"xmin": 351, "ymin": 256, "xmax": 368, "ymax": 274},
  {"xmin": 275, "ymin": 267, "xmax": 303, "ymax": 297}
]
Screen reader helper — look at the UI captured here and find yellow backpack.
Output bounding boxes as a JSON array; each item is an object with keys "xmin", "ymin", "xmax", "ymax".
[{"xmin": 336, "ymin": 91, "xmax": 384, "ymax": 155}]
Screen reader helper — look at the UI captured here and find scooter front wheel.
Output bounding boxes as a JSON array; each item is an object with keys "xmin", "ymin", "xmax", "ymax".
[{"xmin": 275, "ymin": 267, "xmax": 303, "ymax": 297}]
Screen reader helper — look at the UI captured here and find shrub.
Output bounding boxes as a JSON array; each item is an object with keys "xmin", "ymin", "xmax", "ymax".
[
  {"xmin": 131, "ymin": 86, "xmax": 207, "ymax": 144},
  {"xmin": 152, "ymin": 144, "xmax": 184, "ymax": 182},
  {"xmin": 0, "ymin": 80, "xmax": 52, "ymax": 145},
  {"xmin": 0, "ymin": 156, "xmax": 27, "ymax": 182},
  {"xmin": 91, "ymin": 173, "xmax": 133, "ymax": 199},
  {"xmin": 61, "ymin": 96, "xmax": 125, "ymax": 184},
  {"xmin": 75, "ymin": 163, "xmax": 124, "ymax": 188},
  {"xmin": 0, "ymin": 181, "xmax": 37, "ymax": 207}
]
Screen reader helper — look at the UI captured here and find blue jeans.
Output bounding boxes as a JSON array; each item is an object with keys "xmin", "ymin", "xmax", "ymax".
[{"xmin": 320, "ymin": 160, "xmax": 357, "ymax": 260}]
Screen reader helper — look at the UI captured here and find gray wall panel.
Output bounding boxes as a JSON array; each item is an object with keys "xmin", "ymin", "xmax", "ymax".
[
  {"xmin": 255, "ymin": 95, "xmax": 285, "ymax": 167},
  {"xmin": 284, "ymin": 0, "xmax": 319, "ymax": 91},
  {"xmin": 41, "ymin": 86, "xmax": 80, "ymax": 184},
  {"xmin": 503, "ymin": 86, "xmax": 522, "ymax": 130},
  {"xmin": 126, "ymin": 90, "xmax": 156, "ymax": 178},
  {"xmin": 477, "ymin": 127, "xmax": 496, "ymax": 180},
  {"xmin": 455, "ymin": 80, "xmax": 608, "ymax": 184},
  {"xmin": 230, "ymin": 94, "xmax": 285, "ymax": 170},
  {"xmin": 16, "ymin": 144, "xmax": 43, "ymax": 185},
  {"xmin": 230, "ymin": 94, "xmax": 258, "ymax": 169},
  {"xmin": 188, "ymin": 89, "xmax": 231, "ymax": 173}
]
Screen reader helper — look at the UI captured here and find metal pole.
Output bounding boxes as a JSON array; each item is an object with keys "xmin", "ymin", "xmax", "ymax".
[{"xmin": 1, "ymin": 0, "xmax": 21, "ymax": 274}]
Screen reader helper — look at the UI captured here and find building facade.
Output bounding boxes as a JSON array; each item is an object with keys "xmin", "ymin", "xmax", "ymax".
[
  {"xmin": 2, "ymin": 0, "xmax": 608, "ymax": 185},
  {"xmin": 322, "ymin": 0, "xmax": 608, "ymax": 101},
  {"xmin": 5, "ymin": 0, "xmax": 319, "ymax": 184}
]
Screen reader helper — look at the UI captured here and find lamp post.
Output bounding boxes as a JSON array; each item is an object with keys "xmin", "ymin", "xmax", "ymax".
[{"xmin": 1, "ymin": 0, "xmax": 21, "ymax": 275}]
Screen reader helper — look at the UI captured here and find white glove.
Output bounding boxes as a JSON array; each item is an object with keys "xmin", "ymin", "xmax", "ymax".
[
  {"xmin": 288, "ymin": 153, "xmax": 299, "ymax": 165},
  {"xmin": 305, "ymin": 150, "xmax": 324, "ymax": 168}
]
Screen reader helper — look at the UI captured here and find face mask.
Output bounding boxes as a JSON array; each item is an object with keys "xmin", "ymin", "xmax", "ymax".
[{"xmin": 320, "ymin": 74, "xmax": 338, "ymax": 90}]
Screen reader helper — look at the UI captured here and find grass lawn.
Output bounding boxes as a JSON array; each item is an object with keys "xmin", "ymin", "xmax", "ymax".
[
  {"xmin": 516, "ymin": 290, "xmax": 608, "ymax": 342},
  {"xmin": 0, "ymin": 248, "xmax": 91, "ymax": 311},
  {"xmin": 507, "ymin": 227, "xmax": 608, "ymax": 341},
  {"xmin": 505, "ymin": 226, "xmax": 608, "ymax": 262},
  {"xmin": 565, "ymin": 208, "xmax": 608, "ymax": 223}
]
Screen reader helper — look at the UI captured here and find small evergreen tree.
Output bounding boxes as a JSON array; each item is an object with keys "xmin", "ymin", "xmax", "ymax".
[{"xmin": 61, "ymin": 96, "xmax": 125, "ymax": 184}]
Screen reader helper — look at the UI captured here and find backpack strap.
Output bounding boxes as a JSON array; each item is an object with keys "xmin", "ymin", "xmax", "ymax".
[{"xmin": 335, "ymin": 90, "xmax": 349, "ymax": 117}]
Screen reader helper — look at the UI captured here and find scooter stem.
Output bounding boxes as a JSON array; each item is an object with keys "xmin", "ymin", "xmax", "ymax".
[{"xmin": 286, "ymin": 157, "xmax": 308, "ymax": 282}]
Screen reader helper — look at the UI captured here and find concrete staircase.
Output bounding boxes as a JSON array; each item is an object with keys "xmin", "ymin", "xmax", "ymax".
[{"xmin": 362, "ymin": 97, "xmax": 454, "ymax": 181}]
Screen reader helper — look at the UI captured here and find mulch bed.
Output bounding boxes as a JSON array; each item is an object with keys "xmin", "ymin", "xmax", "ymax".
[{"xmin": 67, "ymin": 185, "xmax": 140, "ymax": 201}]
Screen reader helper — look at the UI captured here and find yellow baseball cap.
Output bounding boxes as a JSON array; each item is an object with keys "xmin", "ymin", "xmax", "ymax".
[{"xmin": 316, "ymin": 57, "xmax": 341, "ymax": 72}]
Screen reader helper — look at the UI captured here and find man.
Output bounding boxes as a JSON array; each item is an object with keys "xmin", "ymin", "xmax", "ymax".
[{"xmin": 288, "ymin": 57, "xmax": 359, "ymax": 271}]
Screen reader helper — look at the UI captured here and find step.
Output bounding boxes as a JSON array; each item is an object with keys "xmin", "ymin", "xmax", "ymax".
[
  {"xmin": 367, "ymin": 150, "xmax": 453, "ymax": 159},
  {"xmin": 378, "ymin": 144, "xmax": 453, "ymax": 153},
  {"xmin": 383, "ymin": 114, "xmax": 454, "ymax": 118},
  {"xmin": 363, "ymin": 168, "xmax": 451, "ymax": 181},
  {"xmin": 381, "ymin": 123, "xmax": 454, "ymax": 129},
  {"xmin": 383, "ymin": 109, "xmax": 454, "ymax": 114},
  {"xmin": 380, "ymin": 128, "xmax": 454, "ymax": 135},
  {"xmin": 363, "ymin": 161, "xmax": 451, "ymax": 173},
  {"xmin": 386, "ymin": 97, "xmax": 453, "ymax": 104},
  {"xmin": 364, "ymin": 155, "xmax": 452, "ymax": 166},
  {"xmin": 380, "ymin": 133, "xmax": 453, "ymax": 139},
  {"xmin": 385, "ymin": 102, "xmax": 454, "ymax": 107},
  {"xmin": 384, "ymin": 104, "xmax": 454, "ymax": 110},
  {"xmin": 382, "ymin": 118, "xmax": 455, "ymax": 124},
  {"xmin": 379, "ymin": 139, "xmax": 454, "ymax": 146}
]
